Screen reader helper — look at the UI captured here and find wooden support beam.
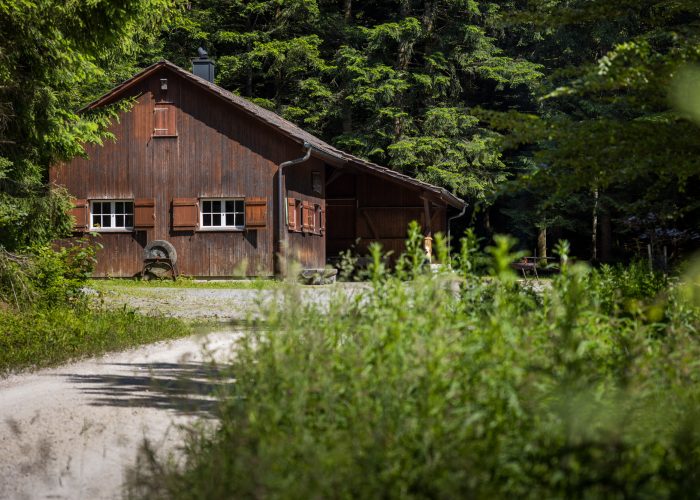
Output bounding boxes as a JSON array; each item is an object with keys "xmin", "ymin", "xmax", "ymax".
[
  {"xmin": 360, "ymin": 209, "xmax": 380, "ymax": 240},
  {"xmin": 326, "ymin": 168, "xmax": 346, "ymax": 187},
  {"xmin": 422, "ymin": 196, "xmax": 432, "ymax": 236},
  {"xmin": 422, "ymin": 196, "xmax": 433, "ymax": 263}
]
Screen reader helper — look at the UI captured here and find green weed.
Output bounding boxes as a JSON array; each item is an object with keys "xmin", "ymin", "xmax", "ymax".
[{"xmin": 126, "ymin": 234, "xmax": 700, "ymax": 499}]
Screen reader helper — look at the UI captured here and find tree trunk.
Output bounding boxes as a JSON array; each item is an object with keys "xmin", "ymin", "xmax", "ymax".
[
  {"xmin": 537, "ymin": 226, "xmax": 547, "ymax": 265},
  {"xmin": 483, "ymin": 207, "xmax": 492, "ymax": 236},
  {"xmin": 397, "ymin": 0, "xmax": 414, "ymax": 71},
  {"xmin": 592, "ymin": 187, "xmax": 599, "ymax": 262},
  {"xmin": 600, "ymin": 213, "xmax": 612, "ymax": 262},
  {"xmin": 342, "ymin": 104, "xmax": 353, "ymax": 134},
  {"xmin": 344, "ymin": 0, "xmax": 352, "ymax": 23}
]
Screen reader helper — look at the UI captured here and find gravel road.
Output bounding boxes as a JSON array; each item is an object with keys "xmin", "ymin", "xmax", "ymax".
[
  {"xmin": 0, "ymin": 328, "xmax": 241, "ymax": 500},
  {"xmin": 97, "ymin": 283, "xmax": 369, "ymax": 320}
]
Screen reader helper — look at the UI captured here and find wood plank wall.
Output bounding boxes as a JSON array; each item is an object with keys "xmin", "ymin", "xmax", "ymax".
[
  {"xmin": 51, "ymin": 68, "xmax": 323, "ymax": 277},
  {"xmin": 326, "ymin": 171, "xmax": 447, "ymax": 259}
]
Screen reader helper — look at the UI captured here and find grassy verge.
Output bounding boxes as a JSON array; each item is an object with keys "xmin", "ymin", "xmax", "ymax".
[{"xmin": 0, "ymin": 306, "xmax": 190, "ymax": 374}]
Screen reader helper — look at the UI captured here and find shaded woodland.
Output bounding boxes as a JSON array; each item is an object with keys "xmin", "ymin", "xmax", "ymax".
[{"xmin": 1, "ymin": 0, "xmax": 699, "ymax": 262}]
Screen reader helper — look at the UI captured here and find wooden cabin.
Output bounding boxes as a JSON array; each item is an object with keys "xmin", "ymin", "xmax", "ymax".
[{"xmin": 50, "ymin": 57, "xmax": 465, "ymax": 278}]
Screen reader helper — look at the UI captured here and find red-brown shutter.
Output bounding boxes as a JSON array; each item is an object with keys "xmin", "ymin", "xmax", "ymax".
[
  {"xmin": 287, "ymin": 197, "xmax": 298, "ymax": 231},
  {"xmin": 308, "ymin": 202, "xmax": 316, "ymax": 232},
  {"xmin": 153, "ymin": 104, "xmax": 176, "ymax": 136},
  {"xmin": 245, "ymin": 197, "xmax": 267, "ymax": 228},
  {"xmin": 301, "ymin": 201, "xmax": 311, "ymax": 232},
  {"xmin": 172, "ymin": 198, "xmax": 198, "ymax": 230},
  {"xmin": 320, "ymin": 206, "xmax": 326, "ymax": 234},
  {"xmin": 70, "ymin": 199, "xmax": 88, "ymax": 232},
  {"xmin": 134, "ymin": 198, "xmax": 155, "ymax": 229}
]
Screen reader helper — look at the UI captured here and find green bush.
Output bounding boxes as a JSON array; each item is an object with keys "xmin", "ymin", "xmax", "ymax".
[
  {"xmin": 0, "ymin": 239, "xmax": 98, "ymax": 307},
  {"xmin": 127, "ymin": 236, "xmax": 700, "ymax": 499},
  {"xmin": 0, "ymin": 239, "xmax": 192, "ymax": 373}
]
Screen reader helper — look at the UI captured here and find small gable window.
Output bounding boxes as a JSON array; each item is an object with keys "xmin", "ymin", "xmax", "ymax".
[
  {"xmin": 153, "ymin": 103, "xmax": 177, "ymax": 137},
  {"xmin": 90, "ymin": 200, "xmax": 134, "ymax": 231}
]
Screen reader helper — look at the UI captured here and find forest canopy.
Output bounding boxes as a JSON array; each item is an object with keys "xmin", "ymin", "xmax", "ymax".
[{"xmin": 1, "ymin": 0, "xmax": 698, "ymax": 260}]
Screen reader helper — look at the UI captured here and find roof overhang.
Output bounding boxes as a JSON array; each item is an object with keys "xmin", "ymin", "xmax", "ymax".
[{"xmin": 81, "ymin": 60, "xmax": 466, "ymax": 210}]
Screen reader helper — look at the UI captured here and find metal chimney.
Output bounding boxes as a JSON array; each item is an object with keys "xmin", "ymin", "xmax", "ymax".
[{"xmin": 192, "ymin": 47, "xmax": 215, "ymax": 83}]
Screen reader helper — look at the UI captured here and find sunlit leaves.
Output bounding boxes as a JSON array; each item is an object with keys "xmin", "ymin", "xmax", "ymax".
[{"xmin": 671, "ymin": 65, "xmax": 700, "ymax": 126}]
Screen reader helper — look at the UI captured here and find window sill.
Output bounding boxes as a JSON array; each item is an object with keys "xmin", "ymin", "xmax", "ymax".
[
  {"xmin": 196, "ymin": 227, "xmax": 245, "ymax": 233},
  {"xmin": 89, "ymin": 228, "xmax": 134, "ymax": 233},
  {"xmin": 152, "ymin": 134, "xmax": 178, "ymax": 138}
]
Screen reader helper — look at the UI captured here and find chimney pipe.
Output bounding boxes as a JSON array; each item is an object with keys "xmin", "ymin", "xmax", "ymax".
[{"xmin": 192, "ymin": 47, "xmax": 215, "ymax": 83}]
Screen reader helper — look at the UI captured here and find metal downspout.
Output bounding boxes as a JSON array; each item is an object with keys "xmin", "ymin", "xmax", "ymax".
[{"xmin": 277, "ymin": 141, "xmax": 312, "ymax": 276}]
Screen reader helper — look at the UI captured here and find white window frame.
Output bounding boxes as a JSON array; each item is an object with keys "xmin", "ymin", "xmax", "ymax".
[
  {"xmin": 89, "ymin": 200, "xmax": 134, "ymax": 232},
  {"xmin": 199, "ymin": 198, "xmax": 245, "ymax": 231}
]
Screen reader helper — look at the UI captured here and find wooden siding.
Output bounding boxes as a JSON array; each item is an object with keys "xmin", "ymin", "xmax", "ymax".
[
  {"xmin": 326, "ymin": 171, "xmax": 448, "ymax": 259},
  {"xmin": 51, "ymin": 68, "xmax": 321, "ymax": 277},
  {"xmin": 285, "ymin": 155, "xmax": 325, "ymax": 268}
]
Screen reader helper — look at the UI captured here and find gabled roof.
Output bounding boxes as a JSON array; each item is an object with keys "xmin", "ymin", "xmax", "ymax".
[{"xmin": 84, "ymin": 60, "xmax": 465, "ymax": 209}]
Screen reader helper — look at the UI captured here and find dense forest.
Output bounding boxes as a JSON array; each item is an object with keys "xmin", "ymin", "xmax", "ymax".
[
  {"xmin": 1, "ymin": 0, "xmax": 699, "ymax": 260},
  {"xmin": 2, "ymin": 3, "xmax": 700, "ymax": 497}
]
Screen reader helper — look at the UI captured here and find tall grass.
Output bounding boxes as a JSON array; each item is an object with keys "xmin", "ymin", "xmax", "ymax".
[
  {"xmin": 127, "ymin": 234, "xmax": 700, "ymax": 499},
  {"xmin": 0, "ymin": 306, "xmax": 189, "ymax": 373},
  {"xmin": 0, "ymin": 241, "xmax": 190, "ymax": 374}
]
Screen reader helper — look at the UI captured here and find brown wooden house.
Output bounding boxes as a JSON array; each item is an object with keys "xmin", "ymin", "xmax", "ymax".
[{"xmin": 50, "ymin": 57, "xmax": 465, "ymax": 278}]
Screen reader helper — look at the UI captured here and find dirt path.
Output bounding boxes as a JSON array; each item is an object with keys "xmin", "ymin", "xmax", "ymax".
[
  {"xmin": 0, "ymin": 284, "xmax": 370, "ymax": 499},
  {"xmin": 95, "ymin": 283, "xmax": 368, "ymax": 321},
  {"xmin": 0, "ymin": 328, "xmax": 240, "ymax": 500}
]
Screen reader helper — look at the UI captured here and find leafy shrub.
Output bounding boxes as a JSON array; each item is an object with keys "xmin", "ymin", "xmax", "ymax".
[
  {"xmin": 127, "ymin": 235, "xmax": 700, "ymax": 499},
  {"xmin": 590, "ymin": 260, "xmax": 670, "ymax": 318},
  {"xmin": 0, "ymin": 238, "xmax": 98, "ymax": 308}
]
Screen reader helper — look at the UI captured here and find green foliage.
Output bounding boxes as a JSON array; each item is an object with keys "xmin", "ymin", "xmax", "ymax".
[
  {"xmin": 336, "ymin": 245, "xmax": 361, "ymax": 282},
  {"xmin": 486, "ymin": 234, "xmax": 523, "ymax": 283},
  {"xmin": 0, "ymin": 0, "xmax": 181, "ymax": 251},
  {"xmin": 125, "ymin": 235, "xmax": 700, "ymax": 498},
  {"xmin": 0, "ymin": 239, "xmax": 99, "ymax": 308},
  {"xmin": 485, "ymin": 0, "xmax": 700, "ymax": 253},
  {"xmin": 395, "ymin": 220, "xmax": 427, "ymax": 280},
  {"xmin": 28, "ymin": 242, "xmax": 99, "ymax": 305},
  {"xmin": 159, "ymin": 0, "xmax": 541, "ymax": 200},
  {"xmin": 590, "ymin": 261, "xmax": 669, "ymax": 318},
  {"xmin": 453, "ymin": 227, "xmax": 482, "ymax": 276},
  {"xmin": 0, "ymin": 306, "xmax": 188, "ymax": 374}
]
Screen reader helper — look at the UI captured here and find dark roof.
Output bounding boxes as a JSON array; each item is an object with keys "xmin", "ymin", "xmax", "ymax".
[{"xmin": 84, "ymin": 60, "xmax": 465, "ymax": 209}]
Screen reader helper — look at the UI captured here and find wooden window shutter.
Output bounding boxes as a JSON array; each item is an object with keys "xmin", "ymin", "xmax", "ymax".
[
  {"xmin": 320, "ymin": 206, "xmax": 326, "ymax": 234},
  {"xmin": 301, "ymin": 201, "xmax": 311, "ymax": 232},
  {"xmin": 245, "ymin": 197, "xmax": 267, "ymax": 228},
  {"xmin": 153, "ymin": 104, "xmax": 176, "ymax": 136},
  {"xmin": 134, "ymin": 198, "xmax": 155, "ymax": 229},
  {"xmin": 287, "ymin": 197, "xmax": 298, "ymax": 231},
  {"xmin": 307, "ymin": 202, "xmax": 315, "ymax": 232},
  {"xmin": 70, "ymin": 199, "xmax": 88, "ymax": 232},
  {"xmin": 172, "ymin": 198, "xmax": 198, "ymax": 230}
]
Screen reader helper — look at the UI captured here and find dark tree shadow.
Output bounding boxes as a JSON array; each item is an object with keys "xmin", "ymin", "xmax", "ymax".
[{"xmin": 62, "ymin": 362, "xmax": 233, "ymax": 417}]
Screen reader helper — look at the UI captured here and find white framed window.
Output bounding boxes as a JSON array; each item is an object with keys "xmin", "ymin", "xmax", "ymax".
[
  {"xmin": 90, "ymin": 200, "xmax": 134, "ymax": 231},
  {"xmin": 200, "ymin": 199, "xmax": 245, "ymax": 229}
]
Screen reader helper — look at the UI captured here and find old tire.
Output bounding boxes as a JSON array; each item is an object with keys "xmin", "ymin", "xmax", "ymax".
[{"xmin": 143, "ymin": 240, "xmax": 178, "ymax": 266}]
